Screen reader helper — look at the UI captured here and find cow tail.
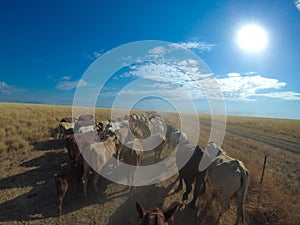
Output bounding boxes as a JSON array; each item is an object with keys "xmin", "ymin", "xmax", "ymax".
[{"xmin": 239, "ymin": 165, "xmax": 250, "ymax": 222}]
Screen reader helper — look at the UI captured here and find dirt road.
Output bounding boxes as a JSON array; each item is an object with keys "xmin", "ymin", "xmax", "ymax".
[{"xmin": 199, "ymin": 120, "xmax": 300, "ymax": 154}]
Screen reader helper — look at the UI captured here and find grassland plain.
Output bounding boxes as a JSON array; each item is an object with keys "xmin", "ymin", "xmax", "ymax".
[{"xmin": 0, "ymin": 102, "xmax": 299, "ymax": 225}]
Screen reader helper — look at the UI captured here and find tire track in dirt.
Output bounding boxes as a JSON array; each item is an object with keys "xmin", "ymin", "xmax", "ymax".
[{"xmin": 200, "ymin": 120, "xmax": 300, "ymax": 154}]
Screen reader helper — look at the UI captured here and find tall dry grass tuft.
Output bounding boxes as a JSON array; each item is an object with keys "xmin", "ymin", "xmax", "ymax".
[
  {"xmin": 0, "ymin": 103, "xmax": 72, "ymax": 155},
  {"xmin": 245, "ymin": 164, "xmax": 299, "ymax": 225},
  {"xmin": 221, "ymin": 133, "xmax": 300, "ymax": 225}
]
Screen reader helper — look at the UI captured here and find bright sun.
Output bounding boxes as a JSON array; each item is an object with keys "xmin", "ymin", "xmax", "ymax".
[{"xmin": 237, "ymin": 24, "xmax": 268, "ymax": 53}]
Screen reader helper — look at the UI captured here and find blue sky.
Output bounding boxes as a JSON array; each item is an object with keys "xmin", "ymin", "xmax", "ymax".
[{"xmin": 0, "ymin": 0, "xmax": 300, "ymax": 119}]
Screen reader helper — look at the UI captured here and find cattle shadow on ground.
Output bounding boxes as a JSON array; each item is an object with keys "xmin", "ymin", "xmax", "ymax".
[
  {"xmin": 0, "ymin": 149, "xmax": 133, "ymax": 223},
  {"xmin": 0, "ymin": 148, "xmax": 110, "ymax": 222},
  {"xmin": 0, "ymin": 150, "xmax": 69, "ymax": 221},
  {"xmin": 57, "ymin": 176, "xmax": 123, "ymax": 217},
  {"xmin": 106, "ymin": 178, "xmax": 179, "ymax": 225},
  {"xmin": 31, "ymin": 139, "xmax": 65, "ymax": 151},
  {"xmin": 0, "ymin": 151, "xmax": 68, "ymax": 190}
]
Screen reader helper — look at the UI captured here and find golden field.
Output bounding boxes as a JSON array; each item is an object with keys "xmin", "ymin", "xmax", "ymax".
[{"xmin": 0, "ymin": 102, "xmax": 299, "ymax": 225}]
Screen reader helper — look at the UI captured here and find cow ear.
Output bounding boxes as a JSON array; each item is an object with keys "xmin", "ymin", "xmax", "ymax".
[
  {"xmin": 164, "ymin": 203, "xmax": 179, "ymax": 221},
  {"xmin": 136, "ymin": 202, "xmax": 147, "ymax": 218}
]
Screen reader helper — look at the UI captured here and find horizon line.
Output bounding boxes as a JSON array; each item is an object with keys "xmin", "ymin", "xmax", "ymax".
[{"xmin": 1, "ymin": 100, "xmax": 299, "ymax": 121}]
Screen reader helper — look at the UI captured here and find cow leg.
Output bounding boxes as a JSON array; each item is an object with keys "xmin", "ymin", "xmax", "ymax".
[
  {"xmin": 197, "ymin": 195, "xmax": 213, "ymax": 222},
  {"xmin": 235, "ymin": 205, "xmax": 244, "ymax": 225},
  {"xmin": 235, "ymin": 190, "xmax": 244, "ymax": 225},
  {"xmin": 191, "ymin": 177, "xmax": 202, "ymax": 208},
  {"xmin": 128, "ymin": 168, "xmax": 133, "ymax": 192},
  {"xmin": 218, "ymin": 197, "xmax": 230, "ymax": 221},
  {"xmin": 82, "ymin": 161, "xmax": 90, "ymax": 199},
  {"xmin": 182, "ymin": 186, "xmax": 191, "ymax": 201},
  {"xmin": 154, "ymin": 150, "xmax": 159, "ymax": 162},
  {"xmin": 58, "ymin": 179, "xmax": 68, "ymax": 217},
  {"xmin": 129, "ymin": 167, "xmax": 135, "ymax": 185},
  {"xmin": 158, "ymin": 149, "xmax": 161, "ymax": 161},
  {"xmin": 182, "ymin": 179, "xmax": 192, "ymax": 201},
  {"xmin": 131, "ymin": 171, "xmax": 135, "ymax": 192},
  {"xmin": 191, "ymin": 175, "xmax": 206, "ymax": 208},
  {"xmin": 92, "ymin": 172, "xmax": 100, "ymax": 194},
  {"xmin": 156, "ymin": 146, "xmax": 163, "ymax": 162},
  {"xmin": 116, "ymin": 144, "xmax": 123, "ymax": 166},
  {"xmin": 175, "ymin": 177, "xmax": 183, "ymax": 192},
  {"xmin": 129, "ymin": 166, "xmax": 138, "ymax": 193},
  {"xmin": 58, "ymin": 193, "xmax": 64, "ymax": 217}
]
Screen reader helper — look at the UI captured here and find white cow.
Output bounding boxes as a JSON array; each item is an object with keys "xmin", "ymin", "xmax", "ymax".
[
  {"xmin": 203, "ymin": 142, "xmax": 250, "ymax": 225},
  {"xmin": 74, "ymin": 119, "xmax": 96, "ymax": 134},
  {"xmin": 105, "ymin": 120, "xmax": 122, "ymax": 135}
]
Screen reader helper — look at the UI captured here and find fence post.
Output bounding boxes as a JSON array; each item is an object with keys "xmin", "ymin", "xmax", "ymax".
[{"xmin": 258, "ymin": 155, "xmax": 267, "ymax": 208}]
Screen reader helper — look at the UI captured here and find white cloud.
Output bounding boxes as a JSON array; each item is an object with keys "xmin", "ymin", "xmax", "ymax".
[
  {"xmin": 252, "ymin": 91, "xmax": 300, "ymax": 100},
  {"xmin": 141, "ymin": 83, "xmax": 172, "ymax": 89},
  {"xmin": 214, "ymin": 72, "xmax": 300, "ymax": 101},
  {"xmin": 56, "ymin": 78, "xmax": 87, "ymax": 91},
  {"xmin": 118, "ymin": 61, "xmax": 298, "ymax": 102},
  {"xmin": 245, "ymin": 71, "xmax": 256, "ymax": 75},
  {"xmin": 295, "ymin": 0, "xmax": 300, "ymax": 11},
  {"xmin": 148, "ymin": 46, "xmax": 167, "ymax": 56},
  {"xmin": 0, "ymin": 81, "xmax": 25, "ymax": 95},
  {"xmin": 61, "ymin": 76, "xmax": 71, "ymax": 80},
  {"xmin": 228, "ymin": 73, "xmax": 240, "ymax": 77},
  {"xmin": 82, "ymin": 50, "xmax": 105, "ymax": 61},
  {"xmin": 120, "ymin": 62, "xmax": 216, "ymax": 100},
  {"xmin": 0, "ymin": 81, "xmax": 9, "ymax": 94},
  {"xmin": 113, "ymin": 43, "xmax": 298, "ymax": 103},
  {"xmin": 94, "ymin": 50, "xmax": 104, "ymax": 58},
  {"xmin": 145, "ymin": 41, "xmax": 215, "ymax": 59},
  {"xmin": 176, "ymin": 41, "xmax": 215, "ymax": 52}
]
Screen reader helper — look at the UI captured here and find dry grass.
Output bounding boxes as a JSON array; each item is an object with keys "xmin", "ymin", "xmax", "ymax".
[
  {"xmin": 226, "ymin": 115, "xmax": 300, "ymax": 142},
  {"xmin": 0, "ymin": 102, "xmax": 299, "ymax": 225}
]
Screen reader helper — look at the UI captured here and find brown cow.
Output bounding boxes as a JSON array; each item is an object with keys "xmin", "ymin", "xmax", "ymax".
[
  {"xmin": 115, "ymin": 127, "xmax": 132, "ymax": 166},
  {"xmin": 136, "ymin": 202, "xmax": 179, "ymax": 225},
  {"xmin": 121, "ymin": 128, "xmax": 144, "ymax": 189},
  {"xmin": 64, "ymin": 133, "xmax": 81, "ymax": 163},
  {"xmin": 64, "ymin": 129, "xmax": 98, "ymax": 164},
  {"xmin": 54, "ymin": 163, "xmax": 83, "ymax": 216},
  {"xmin": 129, "ymin": 118, "xmax": 151, "ymax": 139},
  {"xmin": 57, "ymin": 122, "xmax": 75, "ymax": 140},
  {"xmin": 81, "ymin": 135, "xmax": 117, "ymax": 199}
]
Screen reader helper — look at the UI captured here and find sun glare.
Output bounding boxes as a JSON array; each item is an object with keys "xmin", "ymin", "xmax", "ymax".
[{"xmin": 237, "ymin": 24, "xmax": 268, "ymax": 53}]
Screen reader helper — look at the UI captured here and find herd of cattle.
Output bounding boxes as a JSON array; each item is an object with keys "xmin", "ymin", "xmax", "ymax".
[{"xmin": 54, "ymin": 111, "xmax": 250, "ymax": 225}]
